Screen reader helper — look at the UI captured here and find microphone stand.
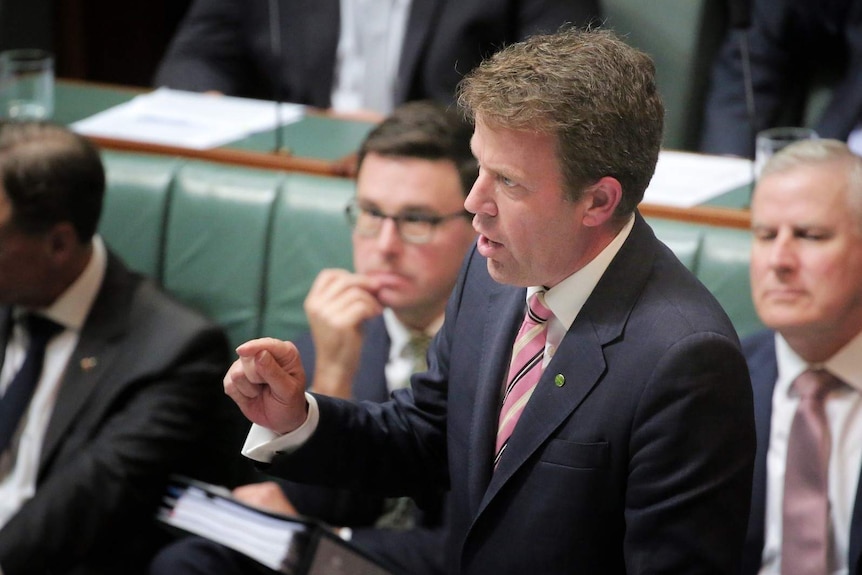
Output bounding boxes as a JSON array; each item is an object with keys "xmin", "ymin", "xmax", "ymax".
[{"xmin": 268, "ymin": 0, "xmax": 287, "ymax": 155}]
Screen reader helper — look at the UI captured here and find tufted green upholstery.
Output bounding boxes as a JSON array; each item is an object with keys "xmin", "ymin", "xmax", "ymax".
[
  {"xmin": 97, "ymin": 151, "xmax": 763, "ymax": 352},
  {"xmin": 100, "ymin": 151, "xmax": 179, "ymax": 280},
  {"xmin": 262, "ymin": 174, "xmax": 355, "ymax": 342},
  {"xmin": 649, "ymin": 218, "xmax": 763, "ymax": 338}
]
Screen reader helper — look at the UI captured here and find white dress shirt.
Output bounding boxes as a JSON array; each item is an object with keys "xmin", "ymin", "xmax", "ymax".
[
  {"xmin": 330, "ymin": 0, "xmax": 411, "ymax": 114},
  {"xmin": 0, "ymin": 237, "xmax": 106, "ymax": 527},
  {"xmin": 758, "ymin": 330, "xmax": 862, "ymax": 575},
  {"xmin": 242, "ymin": 216, "xmax": 636, "ymax": 463}
]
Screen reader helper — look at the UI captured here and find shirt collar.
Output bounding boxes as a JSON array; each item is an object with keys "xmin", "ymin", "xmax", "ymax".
[
  {"xmin": 17, "ymin": 236, "xmax": 107, "ymax": 332},
  {"xmin": 535, "ymin": 215, "xmax": 635, "ymax": 330},
  {"xmin": 383, "ymin": 307, "xmax": 443, "ymax": 361},
  {"xmin": 775, "ymin": 328, "xmax": 862, "ymax": 396}
]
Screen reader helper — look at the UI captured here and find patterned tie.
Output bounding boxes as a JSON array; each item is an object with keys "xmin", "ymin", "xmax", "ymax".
[
  {"xmin": 781, "ymin": 368, "xmax": 841, "ymax": 575},
  {"xmin": 374, "ymin": 330, "xmax": 433, "ymax": 529},
  {"xmin": 0, "ymin": 314, "xmax": 64, "ymax": 453},
  {"xmin": 407, "ymin": 331, "xmax": 432, "ymax": 375},
  {"xmin": 494, "ymin": 291, "xmax": 551, "ymax": 468}
]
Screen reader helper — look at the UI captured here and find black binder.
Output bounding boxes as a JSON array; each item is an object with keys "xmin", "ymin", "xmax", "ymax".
[{"xmin": 158, "ymin": 475, "xmax": 392, "ymax": 575}]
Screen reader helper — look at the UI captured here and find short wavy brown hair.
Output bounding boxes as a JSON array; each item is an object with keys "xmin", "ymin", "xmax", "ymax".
[{"xmin": 458, "ymin": 27, "xmax": 664, "ymax": 218}]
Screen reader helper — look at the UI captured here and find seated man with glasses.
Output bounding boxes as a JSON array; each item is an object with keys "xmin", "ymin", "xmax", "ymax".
[{"xmin": 150, "ymin": 100, "xmax": 477, "ymax": 575}]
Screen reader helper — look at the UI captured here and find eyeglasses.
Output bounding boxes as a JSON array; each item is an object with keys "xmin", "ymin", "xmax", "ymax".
[{"xmin": 345, "ymin": 200, "xmax": 470, "ymax": 245}]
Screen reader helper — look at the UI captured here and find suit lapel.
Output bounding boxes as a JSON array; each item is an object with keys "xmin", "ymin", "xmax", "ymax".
[
  {"xmin": 0, "ymin": 307, "xmax": 12, "ymax": 374},
  {"xmin": 395, "ymin": 0, "xmax": 444, "ymax": 103},
  {"xmin": 466, "ymin": 283, "xmax": 523, "ymax": 514},
  {"xmin": 354, "ymin": 316, "xmax": 391, "ymax": 403},
  {"xmin": 741, "ymin": 334, "xmax": 778, "ymax": 575},
  {"xmin": 39, "ymin": 256, "xmax": 133, "ymax": 472},
  {"xmin": 474, "ymin": 214, "xmax": 659, "ymax": 515}
]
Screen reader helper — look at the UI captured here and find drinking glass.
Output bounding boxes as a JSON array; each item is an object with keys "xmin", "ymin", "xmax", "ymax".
[
  {"xmin": 0, "ymin": 49, "xmax": 54, "ymax": 120},
  {"xmin": 754, "ymin": 127, "xmax": 818, "ymax": 178}
]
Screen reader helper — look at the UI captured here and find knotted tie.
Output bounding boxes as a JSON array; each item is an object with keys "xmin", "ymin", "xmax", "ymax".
[
  {"xmin": 0, "ymin": 314, "xmax": 63, "ymax": 453},
  {"xmin": 494, "ymin": 291, "xmax": 551, "ymax": 468},
  {"xmin": 781, "ymin": 368, "xmax": 840, "ymax": 575},
  {"xmin": 407, "ymin": 331, "xmax": 432, "ymax": 375},
  {"xmin": 374, "ymin": 330, "xmax": 433, "ymax": 529}
]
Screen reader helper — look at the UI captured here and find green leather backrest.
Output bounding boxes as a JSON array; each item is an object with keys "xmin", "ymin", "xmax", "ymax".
[
  {"xmin": 162, "ymin": 162, "xmax": 281, "ymax": 348},
  {"xmin": 600, "ymin": 0, "xmax": 726, "ymax": 151},
  {"xmin": 97, "ymin": 151, "xmax": 763, "ymax": 351},
  {"xmin": 262, "ymin": 173, "xmax": 355, "ymax": 342},
  {"xmin": 99, "ymin": 151, "xmax": 180, "ymax": 280},
  {"xmin": 648, "ymin": 218, "xmax": 703, "ymax": 270},
  {"xmin": 697, "ymin": 227, "xmax": 763, "ymax": 338},
  {"xmin": 648, "ymin": 217, "xmax": 763, "ymax": 339}
]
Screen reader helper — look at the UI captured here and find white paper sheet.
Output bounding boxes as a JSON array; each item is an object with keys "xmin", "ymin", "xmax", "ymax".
[
  {"xmin": 72, "ymin": 88, "xmax": 304, "ymax": 150},
  {"xmin": 643, "ymin": 150, "xmax": 754, "ymax": 208}
]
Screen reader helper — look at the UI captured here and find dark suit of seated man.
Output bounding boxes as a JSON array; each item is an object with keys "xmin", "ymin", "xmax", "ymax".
[
  {"xmin": 0, "ymin": 121, "xmax": 238, "ymax": 575},
  {"xmin": 154, "ymin": 0, "xmax": 600, "ymax": 117},
  {"xmin": 740, "ymin": 139, "xmax": 862, "ymax": 574},
  {"xmin": 149, "ymin": 101, "xmax": 478, "ymax": 574}
]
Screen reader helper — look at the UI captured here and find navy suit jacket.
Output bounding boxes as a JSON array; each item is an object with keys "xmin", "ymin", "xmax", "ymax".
[
  {"xmin": 268, "ymin": 214, "xmax": 757, "ymax": 574},
  {"xmin": 280, "ymin": 317, "xmax": 447, "ymax": 574},
  {"xmin": 0, "ymin": 252, "xmax": 236, "ymax": 575},
  {"xmin": 700, "ymin": 0, "xmax": 862, "ymax": 157},
  {"xmin": 740, "ymin": 330, "xmax": 862, "ymax": 574},
  {"xmin": 154, "ymin": 0, "xmax": 600, "ymax": 107}
]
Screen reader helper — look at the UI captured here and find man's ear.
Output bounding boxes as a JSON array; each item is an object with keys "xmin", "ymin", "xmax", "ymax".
[
  {"xmin": 581, "ymin": 176, "xmax": 622, "ymax": 227},
  {"xmin": 45, "ymin": 222, "xmax": 79, "ymax": 260}
]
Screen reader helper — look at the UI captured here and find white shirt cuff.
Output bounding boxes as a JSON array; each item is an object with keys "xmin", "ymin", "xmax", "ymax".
[{"xmin": 241, "ymin": 393, "xmax": 320, "ymax": 463}]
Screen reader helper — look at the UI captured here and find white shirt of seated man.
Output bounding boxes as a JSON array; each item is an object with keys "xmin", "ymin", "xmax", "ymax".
[{"xmin": 330, "ymin": 0, "xmax": 412, "ymax": 115}]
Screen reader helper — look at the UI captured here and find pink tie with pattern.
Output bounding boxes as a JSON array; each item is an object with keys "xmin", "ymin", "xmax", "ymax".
[
  {"xmin": 494, "ymin": 291, "xmax": 551, "ymax": 468},
  {"xmin": 781, "ymin": 368, "xmax": 840, "ymax": 575}
]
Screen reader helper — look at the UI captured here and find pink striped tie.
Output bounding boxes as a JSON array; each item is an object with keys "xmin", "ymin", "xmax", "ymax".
[{"xmin": 494, "ymin": 291, "xmax": 551, "ymax": 468}]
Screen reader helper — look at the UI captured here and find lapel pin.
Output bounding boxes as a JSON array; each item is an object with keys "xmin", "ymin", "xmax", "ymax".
[
  {"xmin": 554, "ymin": 374, "xmax": 565, "ymax": 387},
  {"xmin": 80, "ymin": 357, "xmax": 98, "ymax": 371}
]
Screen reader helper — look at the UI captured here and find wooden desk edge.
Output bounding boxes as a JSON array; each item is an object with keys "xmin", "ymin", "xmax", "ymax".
[
  {"xmin": 87, "ymin": 135, "xmax": 347, "ymax": 178},
  {"xmin": 640, "ymin": 202, "xmax": 751, "ymax": 230}
]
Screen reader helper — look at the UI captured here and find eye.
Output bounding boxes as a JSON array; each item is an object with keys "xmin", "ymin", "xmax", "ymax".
[
  {"xmin": 364, "ymin": 206, "xmax": 387, "ymax": 219},
  {"xmin": 499, "ymin": 175, "xmax": 516, "ymax": 188},
  {"xmin": 752, "ymin": 228, "xmax": 776, "ymax": 241},
  {"xmin": 401, "ymin": 213, "xmax": 438, "ymax": 225},
  {"xmin": 794, "ymin": 227, "xmax": 832, "ymax": 241}
]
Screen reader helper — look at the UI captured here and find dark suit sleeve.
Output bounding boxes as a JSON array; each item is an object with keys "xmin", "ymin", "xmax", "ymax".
[
  {"xmin": 154, "ymin": 0, "xmax": 257, "ymax": 94},
  {"xmin": 351, "ymin": 522, "xmax": 447, "ymax": 575},
  {"xmin": 0, "ymin": 284, "xmax": 234, "ymax": 575},
  {"xmin": 623, "ymin": 331, "xmax": 756, "ymax": 573}
]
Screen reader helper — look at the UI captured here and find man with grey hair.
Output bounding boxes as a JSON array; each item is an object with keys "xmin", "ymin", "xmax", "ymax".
[
  {"xmin": 222, "ymin": 27, "xmax": 755, "ymax": 574},
  {"xmin": 741, "ymin": 139, "xmax": 862, "ymax": 574}
]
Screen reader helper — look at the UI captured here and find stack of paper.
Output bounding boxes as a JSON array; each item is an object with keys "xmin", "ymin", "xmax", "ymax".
[
  {"xmin": 72, "ymin": 88, "xmax": 304, "ymax": 150},
  {"xmin": 644, "ymin": 150, "xmax": 753, "ymax": 208}
]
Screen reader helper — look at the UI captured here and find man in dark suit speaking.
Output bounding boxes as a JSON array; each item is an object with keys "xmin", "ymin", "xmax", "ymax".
[{"xmin": 224, "ymin": 28, "xmax": 756, "ymax": 574}]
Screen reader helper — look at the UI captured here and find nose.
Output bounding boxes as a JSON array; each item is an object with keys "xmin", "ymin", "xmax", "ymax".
[
  {"xmin": 464, "ymin": 170, "xmax": 496, "ymax": 217},
  {"xmin": 768, "ymin": 229, "xmax": 797, "ymax": 272},
  {"xmin": 375, "ymin": 217, "xmax": 404, "ymax": 252}
]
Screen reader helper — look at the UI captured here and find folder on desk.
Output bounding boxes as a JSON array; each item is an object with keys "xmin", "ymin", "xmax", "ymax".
[{"xmin": 157, "ymin": 476, "xmax": 392, "ymax": 575}]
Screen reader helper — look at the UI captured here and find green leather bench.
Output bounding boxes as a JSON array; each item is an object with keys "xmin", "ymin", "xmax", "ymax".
[{"xmin": 98, "ymin": 150, "xmax": 762, "ymax": 349}]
